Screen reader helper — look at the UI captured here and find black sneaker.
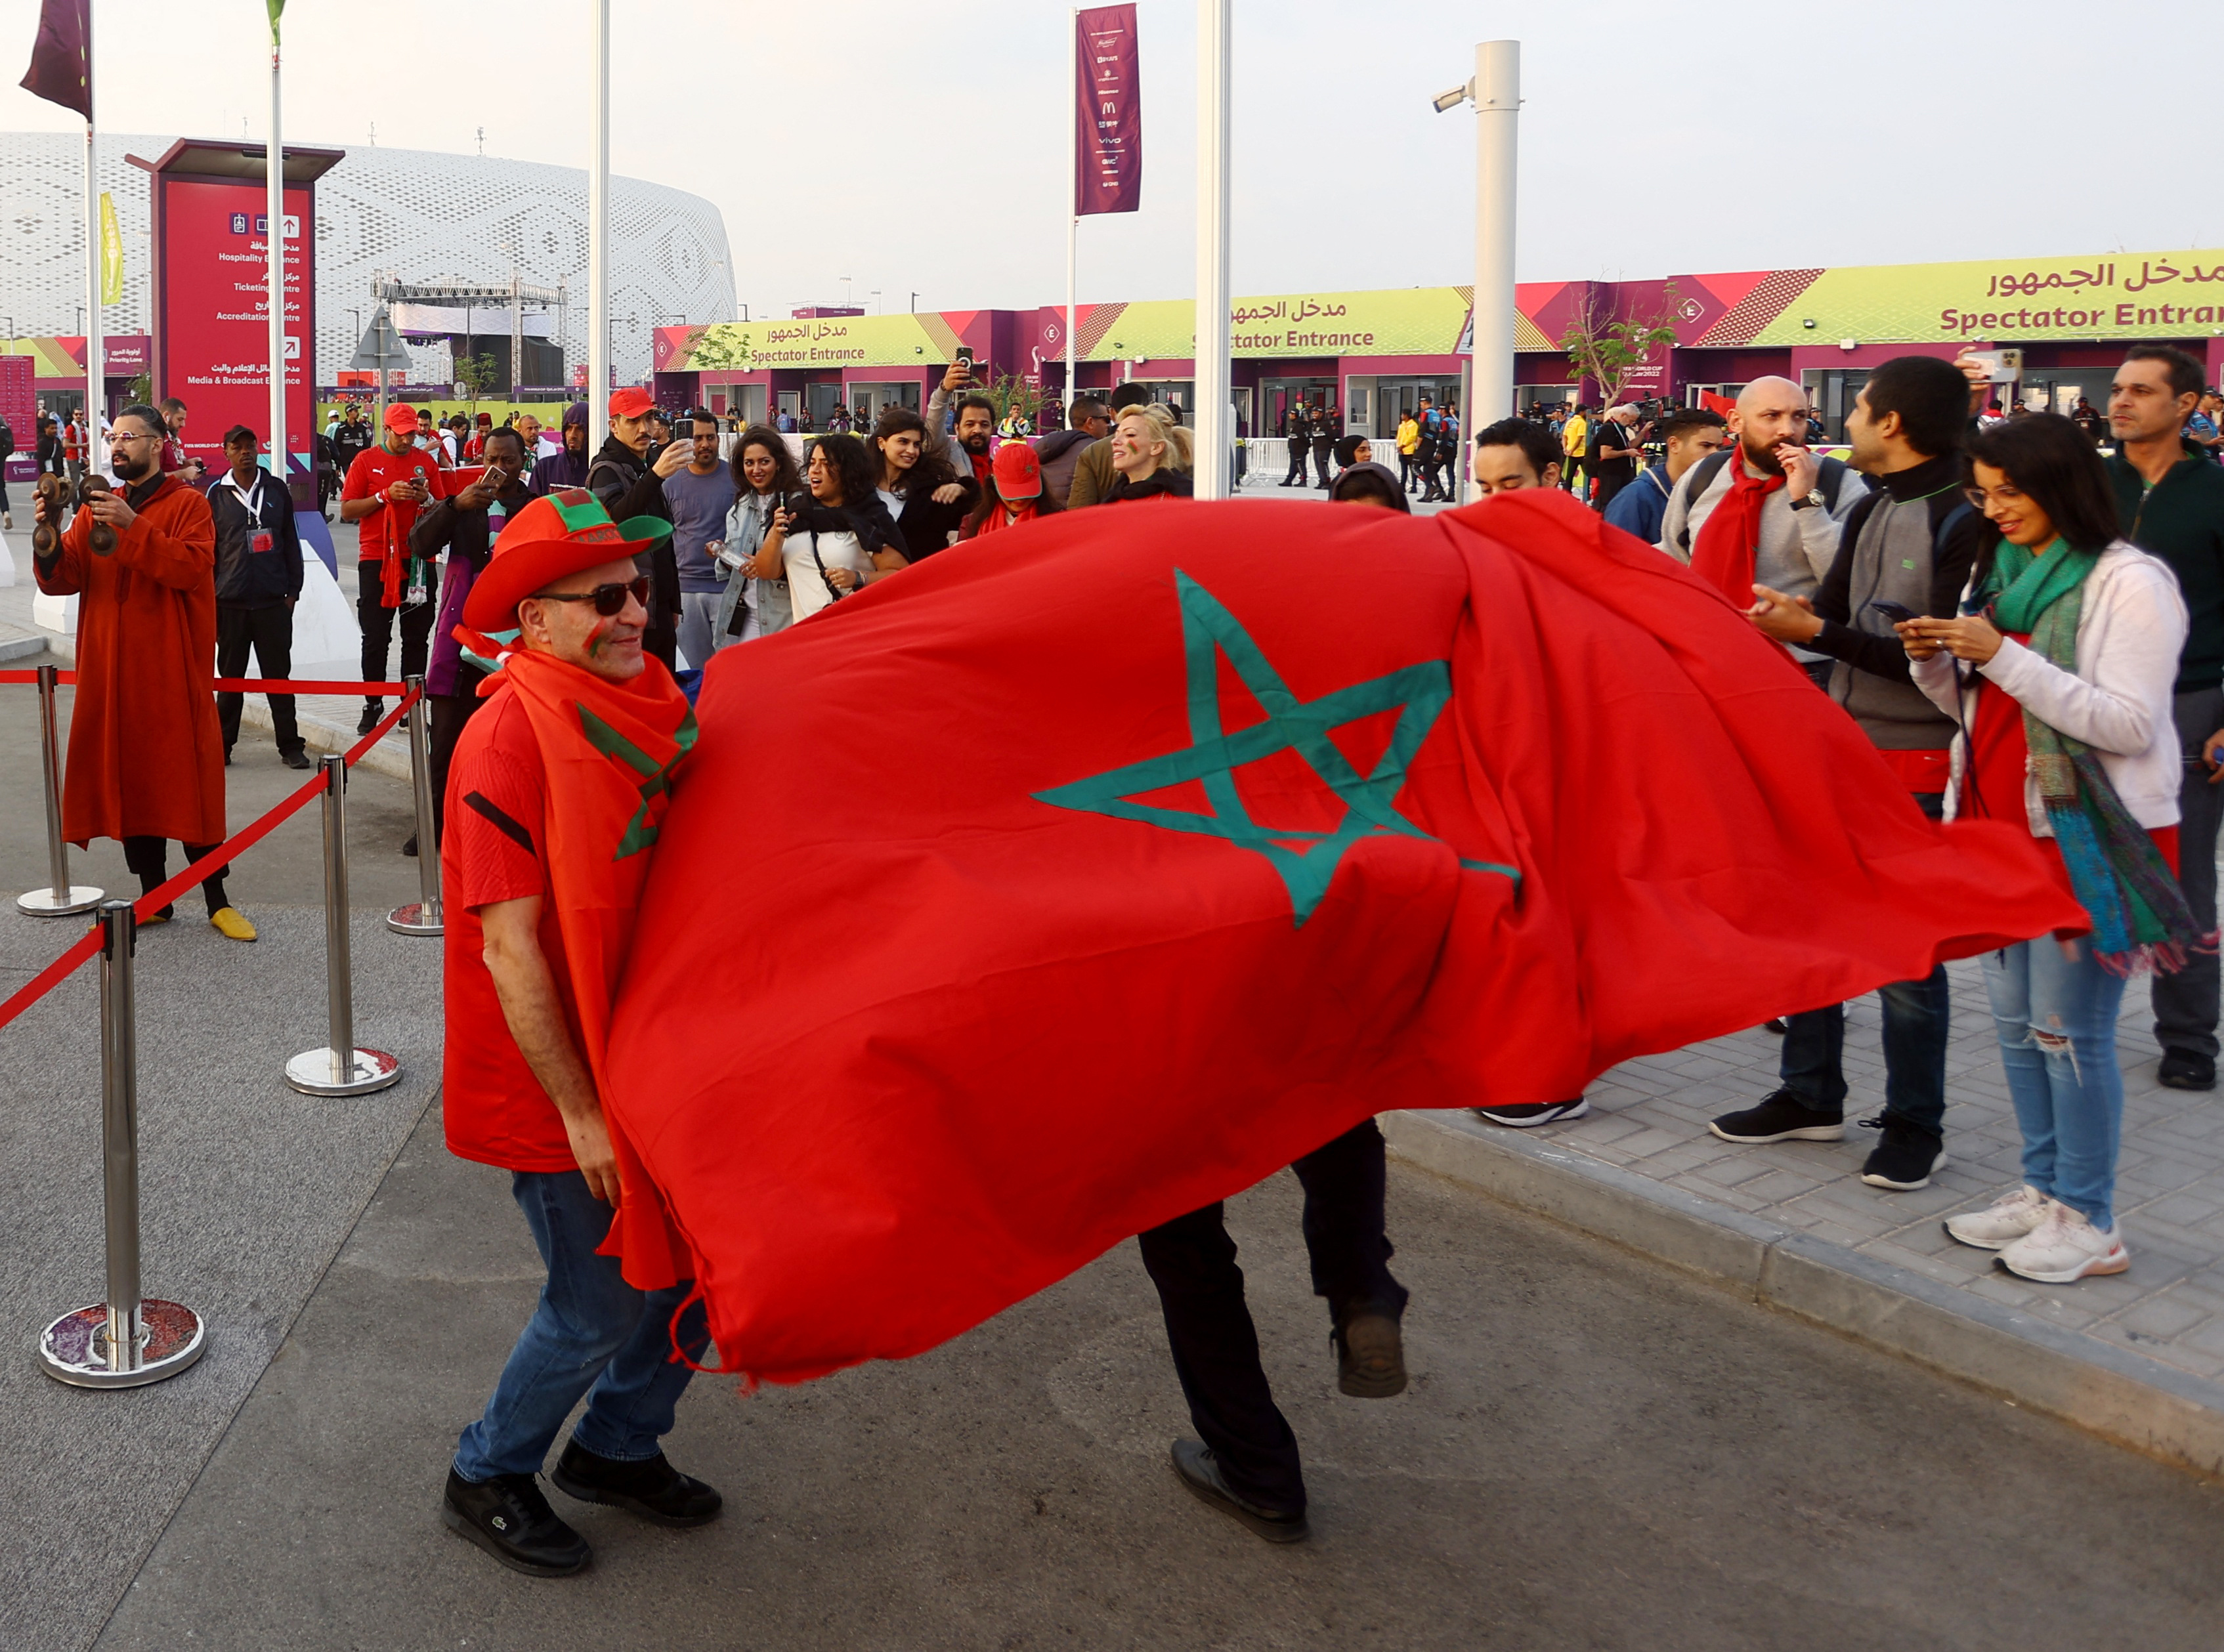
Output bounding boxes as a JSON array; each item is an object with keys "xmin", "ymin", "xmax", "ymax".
[
  {"xmin": 402, "ymin": 834, "xmax": 418, "ymax": 858},
  {"xmin": 356, "ymin": 698, "xmax": 383, "ymax": 735},
  {"xmin": 280, "ymin": 746, "xmax": 312, "ymax": 771},
  {"xmin": 2158, "ymin": 1048, "xmax": 2216, "ymax": 1091},
  {"xmin": 1471, "ymin": 1097, "xmax": 1589, "ymax": 1128},
  {"xmin": 1709, "ymin": 1090, "xmax": 1845, "ymax": 1144},
  {"xmin": 1168, "ymin": 1439, "xmax": 1308, "ymax": 1543},
  {"xmin": 1858, "ymin": 1114, "xmax": 1948, "ymax": 1190},
  {"xmin": 1333, "ymin": 1309, "xmax": 1407, "ymax": 1399},
  {"xmin": 1763, "ymin": 1017, "xmax": 1789, "ymax": 1034},
  {"xmin": 550, "ymin": 1440, "xmax": 723, "ymax": 1527},
  {"xmin": 440, "ymin": 1468, "xmax": 590, "ymax": 1577}
]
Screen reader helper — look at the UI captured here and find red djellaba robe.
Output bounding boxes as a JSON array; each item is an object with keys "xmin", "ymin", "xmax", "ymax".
[{"xmin": 35, "ymin": 476, "xmax": 226, "ymax": 848}]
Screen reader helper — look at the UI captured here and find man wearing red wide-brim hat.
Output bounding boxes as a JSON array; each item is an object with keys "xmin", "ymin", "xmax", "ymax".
[{"xmin": 437, "ymin": 486, "xmax": 717, "ymax": 1578}]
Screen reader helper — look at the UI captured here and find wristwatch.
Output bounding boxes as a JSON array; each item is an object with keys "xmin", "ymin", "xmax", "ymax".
[{"xmin": 1789, "ymin": 490, "xmax": 1827, "ymax": 511}]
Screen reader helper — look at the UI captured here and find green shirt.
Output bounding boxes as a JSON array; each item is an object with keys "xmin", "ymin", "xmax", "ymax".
[{"xmin": 2108, "ymin": 444, "xmax": 2224, "ymax": 694}]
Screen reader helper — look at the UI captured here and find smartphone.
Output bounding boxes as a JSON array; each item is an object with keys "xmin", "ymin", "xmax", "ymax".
[
  {"xmin": 1866, "ymin": 598, "xmax": 1921, "ymax": 625},
  {"xmin": 1966, "ymin": 347, "xmax": 2024, "ymax": 384},
  {"xmin": 954, "ymin": 346, "xmax": 975, "ymax": 371}
]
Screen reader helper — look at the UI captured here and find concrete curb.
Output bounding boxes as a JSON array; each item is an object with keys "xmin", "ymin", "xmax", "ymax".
[
  {"xmin": 1382, "ymin": 1108, "xmax": 2224, "ymax": 1477},
  {"xmin": 235, "ymin": 698, "xmax": 412, "ymax": 782}
]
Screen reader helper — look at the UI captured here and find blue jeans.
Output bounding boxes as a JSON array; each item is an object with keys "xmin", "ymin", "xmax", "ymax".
[
  {"xmin": 453, "ymin": 1170, "xmax": 704, "ymax": 1482},
  {"xmin": 1778, "ymin": 790, "xmax": 1952, "ymax": 1132},
  {"xmin": 1981, "ymin": 936, "xmax": 2128, "ymax": 1229}
]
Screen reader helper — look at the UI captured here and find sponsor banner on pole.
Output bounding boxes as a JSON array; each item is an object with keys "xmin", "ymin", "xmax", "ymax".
[
  {"xmin": 98, "ymin": 191, "xmax": 123, "ymax": 305},
  {"xmin": 1074, "ymin": 4, "xmax": 1141, "ymax": 217}
]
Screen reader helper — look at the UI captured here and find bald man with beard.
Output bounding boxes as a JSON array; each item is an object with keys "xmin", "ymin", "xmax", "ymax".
[{"xmin": 1659, "ymin": 376, "xmax": 1868, "ymax": 685}]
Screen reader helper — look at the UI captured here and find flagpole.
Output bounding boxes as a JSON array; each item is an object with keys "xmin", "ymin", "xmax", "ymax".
[
  {"xmin": 267, "ymin": 12, "xmax": 286, "ymax": 490},
  {"xmin": 588, "ymin": 0, "xmax": 609, "ymax": 452},
  {"xmin": 1192, "ymin": 0, "xmax": 1231, "ymax": 500},
  {"xmin": 1064, "ymin": 5, "xmax": 1077, "ymax": 419},
  {"xmin": 81, "ymin": 35, "xmax": 100, "ymax": 455}
]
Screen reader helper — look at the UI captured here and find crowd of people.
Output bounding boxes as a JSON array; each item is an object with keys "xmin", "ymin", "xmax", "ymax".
[
  {"xmin": 1470, "ymin": 345, "xmax": 2224, "ymax": 1293},
  {"xmin": 17, "ymin": 337, "xmax": 2224, "ymax": 1575}
]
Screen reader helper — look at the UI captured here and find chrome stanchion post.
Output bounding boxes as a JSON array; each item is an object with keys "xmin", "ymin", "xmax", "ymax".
[
  {"xmin": 286, "ymin": 755, "xmax": 402, "ymax": 1097},
  {"xmin": 18, "ymin": 662, "xmax": 102, "ymax": 916},
  {"xmin": 387, "ymin": 677, "xmax": 442, "ymax": 936},
  {"xmin": 38, "ymin": 900, "xmax": 205, "ymax": 1386}
]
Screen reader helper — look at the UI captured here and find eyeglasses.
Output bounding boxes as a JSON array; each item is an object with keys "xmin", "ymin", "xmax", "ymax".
[
  {"xmin": 528, "ymin": 575, "xmax": 650, "ymax": 616},
  {"xmin": 104, "ymin": 431, "xmax": 158, "ymax": 446},
  {"xmin": 1964, "ymin": 483, "xmax": 2029, "ymax": 509}
]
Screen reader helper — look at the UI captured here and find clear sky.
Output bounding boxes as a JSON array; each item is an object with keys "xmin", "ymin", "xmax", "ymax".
[{"xmin": 2, "ymin": 0, "xmax": 2215, "ymax": 320}]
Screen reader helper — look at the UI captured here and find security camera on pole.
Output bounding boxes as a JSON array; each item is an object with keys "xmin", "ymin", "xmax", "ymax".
[{"xmin": 1434, "ymin": 42, "xmax": 1520, "ymax": 504}]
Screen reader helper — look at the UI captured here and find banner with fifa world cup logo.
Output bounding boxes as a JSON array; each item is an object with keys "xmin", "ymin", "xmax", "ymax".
[{"xmin": 1074, "ymin": 5, "xmax": 1141, "ymax": 217}]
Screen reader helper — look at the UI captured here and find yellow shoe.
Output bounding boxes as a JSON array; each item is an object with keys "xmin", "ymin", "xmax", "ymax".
[
  {"xmin": 209, "ymin": 906, "xmax": 257, "ymax": 942},
  {"xmin": 139, "ymin": 908, "xmax": 171, "ymax": 926}
]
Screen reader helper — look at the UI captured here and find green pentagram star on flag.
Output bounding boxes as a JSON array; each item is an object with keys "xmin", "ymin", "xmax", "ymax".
[{"xmin": 1035, "ymin": 571, "xmax": 1518, "ymax": 926}]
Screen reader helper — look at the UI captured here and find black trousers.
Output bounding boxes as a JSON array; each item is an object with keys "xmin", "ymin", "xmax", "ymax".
[
  {"xmin": 426, "ymin": 679, "xmax": 487, "ymax": 849},
  {"xmin": 216, "ymin": 604, "xmax": 301, "ymax": 755},
  {"xmin": 359, "ymin": 560, "xmax": 434, "ymax": 694},
  {"xmin": 122, "ymin": 835, "xmax": 228, "ymax": 915},
  {"xmin": 1282, "ymin": 438, "xmax": 1311, "ymax": 485},
  {"xmin": 1396, "ymin": 451, "xmax": 1413, "ymax": 492},
  {"xmin": 1136, "ymin": 1117, "xmax": 1406, "ymax": 1516},
  {"xmin": 1593, "ymin": 467, "xmax": 1631, "ymax": 512},
  {"xmin": 1311, "ymin": 437, "xmax": 1333, "ymax": 487}
]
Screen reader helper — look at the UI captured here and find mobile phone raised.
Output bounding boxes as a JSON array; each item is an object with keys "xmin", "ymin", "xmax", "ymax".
[{"xmin": 1866, "ymin": 598, "xmax": 1921, "ymax": 625}]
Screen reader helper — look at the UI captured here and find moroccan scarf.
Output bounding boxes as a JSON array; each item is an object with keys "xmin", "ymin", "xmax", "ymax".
[
  {"xmin": 1688, "ymin": 460, "xmax": 1786, "ymax": 606},
  {"xmin": 970, "ymin": 501, "xmax": 1039, "ymax": 536},
  {"xmin": 460, "ymin": 637, "xmax": 703, "ymax": 1284},
  {"xmin": 1980, "ymin": 537, "xmax": 2204, "ymax": 974}
]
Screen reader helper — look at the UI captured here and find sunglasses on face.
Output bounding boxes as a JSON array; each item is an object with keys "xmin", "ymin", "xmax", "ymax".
[{"xmin": 530, "ymin": 575, "xmax": 651, "ymax": 616}]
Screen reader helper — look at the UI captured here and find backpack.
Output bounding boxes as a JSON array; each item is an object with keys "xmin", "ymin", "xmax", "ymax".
[{"xmin": 1672, "ymin": 450, "xmax": 1851, "ymax": 553}]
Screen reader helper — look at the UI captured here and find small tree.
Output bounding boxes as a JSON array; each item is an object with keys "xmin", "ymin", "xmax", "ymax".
[
  {"xmin": 979, "ymin": 370, "xmax": 1041, "ymax": 427},
  {"xmin": 685, "ymin": 324, "xmax": 755, "ymax": 373},
  {"xmin": 454, "ymin": 351, "xmax": 501, "ymax": 412},
  {"xmin": 1559, "ymin": 282, "xmax": 1680, "ymax": 405}
]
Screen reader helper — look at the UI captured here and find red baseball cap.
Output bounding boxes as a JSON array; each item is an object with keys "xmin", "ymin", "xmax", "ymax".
[
  {"xmin": 992, "ymin": 441, "xmax": 1042, "ymax": 500},
  {"xmin": 383, "ymin": 404, "xmax": 419, "ymax": 434},
  {"xmin": 609, "ymin": 387, "xmax": 656, "ymax": 420}
]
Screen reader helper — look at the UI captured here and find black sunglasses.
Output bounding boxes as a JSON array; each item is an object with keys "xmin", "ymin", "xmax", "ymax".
[{"xmin": 529, "ymin": 575, "xmax": 651, "ymax": 616}]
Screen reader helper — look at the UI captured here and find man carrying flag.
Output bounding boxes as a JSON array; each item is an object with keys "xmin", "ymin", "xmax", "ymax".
[{"xmin": 437, "ymin": 488, "xmax": 717, "ymax": 1578}]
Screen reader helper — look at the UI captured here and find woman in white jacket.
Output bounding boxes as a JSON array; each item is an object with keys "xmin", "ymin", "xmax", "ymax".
[{"xmin": 1901, "ymin": 413, "xmax": 2200, "ymax": 1285}]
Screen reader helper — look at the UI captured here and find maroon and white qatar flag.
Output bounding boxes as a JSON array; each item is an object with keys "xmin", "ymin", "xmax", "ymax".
[
  {"xmin": 1074, "ymin": 4, "xmax": 1142, "ymax": 217},
  {"xmin": 20, "ymin": 0, "xmax": 92, "ymax": 122}
]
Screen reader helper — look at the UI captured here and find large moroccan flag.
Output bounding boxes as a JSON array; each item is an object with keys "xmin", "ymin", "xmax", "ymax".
[{"xmin": 608, "ymin": 490, "xmax": 2080, "ymax": 1384}]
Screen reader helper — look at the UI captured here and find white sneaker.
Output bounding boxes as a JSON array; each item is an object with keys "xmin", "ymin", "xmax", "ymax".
[
  {"xmin": 2, "ymin": 511, "xmax": 12, "ymax": 529},
  {"xmin": 1998, "ymin": 1203, "xmax": 2129, "ymax": 1284},
  {"xmin": 1944, "ymin": 1184, "xmax": 2052, "ymax": 1251}
]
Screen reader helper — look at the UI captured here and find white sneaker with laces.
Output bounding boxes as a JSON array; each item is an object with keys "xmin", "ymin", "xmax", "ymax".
[
  {"xmin": 1998, "ymin": 1203, "xmax": 2129, "ymax": 1284},
  {"xmin": 1944, "ymin": 1184, "xmax": 2052, "ymax": 1251}
]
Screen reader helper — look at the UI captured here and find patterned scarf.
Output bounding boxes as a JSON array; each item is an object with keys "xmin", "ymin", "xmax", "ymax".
[
  {"xmin": 1981, "ymin": 536, "xmax": 2204, "ymax": 974},
  {"xmin": 1688, "ymin": 458, "xmax": 1786, "ymax": 605}
]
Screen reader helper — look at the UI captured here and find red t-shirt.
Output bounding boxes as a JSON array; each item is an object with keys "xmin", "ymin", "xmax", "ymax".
[
  {"xmin": 1967, "ymin": 648, "xmax": 2179, "ymax": 930},
  {"xmin": 341, "ymin": 444, "xmax": 446, "ymax": 564},
  {"xmin": 440, "ymin": 689, "xmax": 582, "ymax": 1173}
]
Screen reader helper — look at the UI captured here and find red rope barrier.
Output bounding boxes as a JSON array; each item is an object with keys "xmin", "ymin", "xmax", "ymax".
[
  {"xmin": 0, "ymin": 670, "xmax": 410, "ymax": 694},
  {"xmin": 0, "ymin": 687, "xmax": 423, "ymax": 1034}
]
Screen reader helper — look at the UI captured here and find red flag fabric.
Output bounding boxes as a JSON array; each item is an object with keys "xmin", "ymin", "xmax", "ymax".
[
  {"xmin": 607, "ymin": 491, "xmax": 2082, "ymax": 1384},
  {"xmin": 20, "ymin": 0, "xmax": 91, "ymax": 121}
]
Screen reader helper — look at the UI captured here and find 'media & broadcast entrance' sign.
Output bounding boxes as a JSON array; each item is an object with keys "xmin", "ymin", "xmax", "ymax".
[{"xmin": 140, "ymin": 140, "xmax": 343, "ymax": 484}]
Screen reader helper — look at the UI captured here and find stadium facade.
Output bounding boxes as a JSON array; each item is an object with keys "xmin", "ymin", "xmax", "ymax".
[{"xmin": 0, "ymin": 131, "xmax": 735, "ymax": 389}]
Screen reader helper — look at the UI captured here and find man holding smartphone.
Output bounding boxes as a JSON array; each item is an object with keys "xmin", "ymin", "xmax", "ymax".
[
  {"xmin": 1726, "ymin": 358, "xmax": 1985, "ymax": 1189},
  {"xmin": 340, "ymin": 401, "xmax": 450, "ymax": 734}
]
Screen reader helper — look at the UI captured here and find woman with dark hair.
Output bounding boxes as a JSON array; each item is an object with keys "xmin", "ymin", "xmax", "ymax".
[
  {"xmin": 870, "ymin": 405, "xmax": 973, "ymax": 560},
  {"xmin": 1901, "ymin": 412, "xmax": 2196, "ymax": 1284},
  {"xmin": 961, "ymin": 442, "xmax": 1064, "ymax": 538},
  {"xmin": 755, "ymin": 432, "xmax": 909, "ymax": 622},
  {"xmin": 715, "ymin": 424, "xmax": 803, "ymax": 640},
  {"xmin": 1327, "ymin": 461, "xmax": 1410, "ymax": 513}
]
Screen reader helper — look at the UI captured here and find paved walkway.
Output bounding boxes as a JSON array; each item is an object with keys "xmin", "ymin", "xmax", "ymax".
[{"xmin": 1529, "ymin": 960, "xmax": 2224, "ymax": 1385}]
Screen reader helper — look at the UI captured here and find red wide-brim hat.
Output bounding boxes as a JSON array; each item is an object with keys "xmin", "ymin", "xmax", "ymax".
[{"xmin": 461, "ymin": 487, "xmax": 674, "ymax": 631}]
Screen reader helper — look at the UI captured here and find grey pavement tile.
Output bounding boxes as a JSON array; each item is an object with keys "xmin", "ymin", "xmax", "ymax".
[
  {"xmin": 2112, "ymin": 1294, "xmax": 2214, "ymax": 1340},
  {"xmin": 2182, "ymin": 1318, "xmax": 2224, "ymax": 1358},
  {"xmin": 2085, "ymin": 1321, "xmax": 2224, "ymax": 1382},
  {"xmin": 1735, "ymin": 1167, "xmax": 1832, "ymax": 1206},
  {"xmin": 1604, "ymin": 1126, "xmax": 1696, "ymax": 1162}
]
